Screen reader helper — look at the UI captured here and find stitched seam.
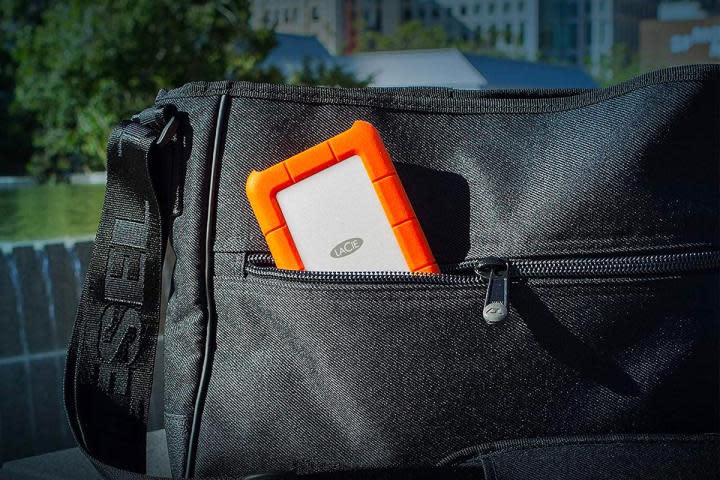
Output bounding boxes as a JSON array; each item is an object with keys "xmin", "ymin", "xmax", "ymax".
[
  {"xmin": 156, "ymin": 70, "xmax": 719, "ymax": 114},
  {"xmin": 165, "ymin": 412, "xmax": 192, "ymax": 418},
  {"xmin": 215, "ymin": 282, "xmax": 666, "ymax": 297},
  {"xmin": 215, "ymin": 236, "xmax": 717, "ymax": 258},
  {"xmin": 214, "ymin": 276, "xmax": 684, "ymax": 294},
  {"xmin": 484, "ymin": 437, "xmax": 718, "ymax": 458}
]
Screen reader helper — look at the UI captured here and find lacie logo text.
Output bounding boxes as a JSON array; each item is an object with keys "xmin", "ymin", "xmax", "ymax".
[{"xmin": 330, "ymin": 238, "xmax": 364, "ymax": 258}]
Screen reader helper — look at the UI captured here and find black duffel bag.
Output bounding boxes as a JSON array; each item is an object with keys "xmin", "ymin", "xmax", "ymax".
[{"xmin": 65, "ymin": 64, "xmax": 720, "ymax": 479}]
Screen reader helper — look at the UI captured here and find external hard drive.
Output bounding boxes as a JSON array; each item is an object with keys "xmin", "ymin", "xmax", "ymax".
[{"xmin": 246, "ymin": 121, "xmax": 439, "ymax": 273}]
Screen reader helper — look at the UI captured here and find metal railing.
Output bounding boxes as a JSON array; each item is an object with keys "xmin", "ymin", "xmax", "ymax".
[{"xmin": 0, "ymin": 239, "xmax": 166, "ymax": 462}]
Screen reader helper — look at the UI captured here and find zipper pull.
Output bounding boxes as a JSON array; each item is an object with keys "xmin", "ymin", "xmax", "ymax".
[{"xmin": 477, "ymin": 258, "xmax": 509, "ymax": 325}]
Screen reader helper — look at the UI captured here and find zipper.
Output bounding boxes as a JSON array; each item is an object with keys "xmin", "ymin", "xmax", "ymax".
[
  {"xmin": 479, "ymin": 258, "xmax": 509, "ymax": 324},
  {"xmin": 245, "ymin": 252, "xmax": 490, "ymax": 285},
  {"xmin": 244, "ymin": 250, "xmax": 720, "ymax": 325}
]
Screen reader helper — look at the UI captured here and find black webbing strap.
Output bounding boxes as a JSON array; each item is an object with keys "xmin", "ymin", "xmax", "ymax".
[{"xmin": 64, "ymin": 107, "xmax": 175, "ymax": 476}]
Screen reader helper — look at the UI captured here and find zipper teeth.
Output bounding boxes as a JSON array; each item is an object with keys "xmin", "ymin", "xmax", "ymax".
[
  {"xmin": 245, "ymin": 254, "xmax": 481, "ymax": 285},
  {"xmin": 245, "ymin": 251, "xmax": 720, "ymax": 284},
  {"xmin": 514, "ymin": 251, "xmax": 720, "ymax": 277}
]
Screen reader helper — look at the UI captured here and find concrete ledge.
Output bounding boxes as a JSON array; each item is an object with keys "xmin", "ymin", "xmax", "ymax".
[
  {"xmin": 0, "ymin": 177, "xmax": 36, "ymax": 190},
  {"xmin": 67, "ymin": 173, "xmax": 106, "ymax": 185},
  {"xmin": 0, "ymin": 173, "xmax": 106, "ymax": 191}
]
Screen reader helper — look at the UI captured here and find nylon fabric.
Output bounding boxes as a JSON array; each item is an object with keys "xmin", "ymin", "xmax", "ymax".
[
  {"xmin": 64, "ymin": 115, "xmax": 169, "ymax": 473},
  {"xmin": 160, "ymin": 96, "xmax": 222, "ymax": 478},
  {"xmin": 194, "ymin": 273, "xmax": 718, "ymax": 475},
  {"xmin": 63, "ymin": 65, "xmax": 720, "ymax": 479},
  {"xmin": 209, "ymin": 77, "xmax": 720, "ymax": 263},
  {"xmin": 457, "ymin": 434, "xmax": 720, "ymax": 479},
  {"xmin": 168, "ymin": 65, "xmax": 719, "ymax": 476}
]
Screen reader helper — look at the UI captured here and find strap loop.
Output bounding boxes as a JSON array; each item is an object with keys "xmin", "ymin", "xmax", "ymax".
[
  {"xmin": 64, "ymin": 113, "xmax": 171, "ymax": 474},
  {"xmin": 156, "ymin": 115, "xmax": 179, "ymax": 146}
]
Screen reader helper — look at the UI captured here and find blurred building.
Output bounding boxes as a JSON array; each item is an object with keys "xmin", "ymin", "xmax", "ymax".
[
  {"xmin": 640, "ymin": 2, "xmax": 720, "ymax": 68},
  {"xmin": 262, "ymin": 34, "xmax": 595, "ymax": 89},
  {"xmin": 251, "ymin": 0, "xmax": 539, "ymax": 59},
  {"xmin": 251, "ymin": 0, "xmax": 347, "ymax": 53},
  {"xmin": 657, "ymin": 1, "xmax": 709, "ymax": 20},
  {"xmin": 389, "ymin": 0, "xmax": 540, "ymax": 60},
  {"xmin": 539, "ymin": 0, "xmax": 657, "ymax": 70},
  {"xmin": 252, "ymin": 1, "xmax": 662, "ymax": 72},
  {"xmin": 697, "ymin": 0, "xmax": 720, "ymax": 14},
  {"xmin": 262, "ymin": 33, "xmax": 337, "ymax": 76},
  {"xmin": 249, "ymin": 0, "xmax": 401, "ymax": 54},
  {"xmin": 342, "ymin": 48, "xmax": 595, "ymax": 88},
  {"xmin": 343, "ymin": 48, "xmax": 490, "ymax": 88}
]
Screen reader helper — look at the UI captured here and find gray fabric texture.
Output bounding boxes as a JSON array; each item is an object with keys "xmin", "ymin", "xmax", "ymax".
[
  {"xmin": 457, "ymin": 434, "xmax": 720, "ymax": 480},
  {"xmin": 152, "ymin": 65, "xmax": 720, "ymax": 477}
]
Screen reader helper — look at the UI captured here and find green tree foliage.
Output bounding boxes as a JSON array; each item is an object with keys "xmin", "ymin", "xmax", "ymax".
[
  {"xmin": 591, "ymin": 43, "xmax": 643, "ymax": 87},
  {"xmin": 356, "ymin": 20, "xmax": 510, "ymax": 57},
  {"xmin": 0, "ymin": 0, "xmax": 50, "ymax": 175},
  {"xmin": 289, "ymin": 58, "xmax": 371, "ymax": 87},
  {"xmin": 12, "ymin": 0, "xmax": 279, "ymax": 180},
  {"xmin": 358, "ymin": 20, "xmax": 450, "ymax": 51}
]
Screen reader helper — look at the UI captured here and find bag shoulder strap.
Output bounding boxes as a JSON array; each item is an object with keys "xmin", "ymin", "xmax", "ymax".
[{"xmin": 64, "ymin": 106, "xmax": 177, "ymax": 474}]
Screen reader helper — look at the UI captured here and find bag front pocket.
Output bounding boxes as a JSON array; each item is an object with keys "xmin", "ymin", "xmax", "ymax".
[
  {"xmin": 195, "ymin": 250, "xmax": 720, "ymax": 476},
  {"xmin": 244, "ymin": 250, "xmax": 720, "ymax": 326}
]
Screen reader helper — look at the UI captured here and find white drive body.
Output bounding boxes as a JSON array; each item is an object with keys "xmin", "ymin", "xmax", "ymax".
[{"xmin": 276, "ymin": 155, "xmax": 408, "ymax": 271}]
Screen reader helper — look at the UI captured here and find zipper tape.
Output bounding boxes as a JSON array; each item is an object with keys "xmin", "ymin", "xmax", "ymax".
[{"xmin": 243, "ymin": 250, "xmax": 720, "ymax": 326}]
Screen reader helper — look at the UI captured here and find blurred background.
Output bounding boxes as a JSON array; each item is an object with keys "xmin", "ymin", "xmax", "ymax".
[{"xmin": 1, "ymin": 0, "xmax": 719, "ymax": 466}]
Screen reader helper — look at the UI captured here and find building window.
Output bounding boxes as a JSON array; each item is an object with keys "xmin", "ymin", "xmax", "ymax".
[
  {"xmin": 488, "ymin": 2, "xmax": 495, "ymax": 14},
  {"xmin": 585, "ymin": 20, "xmax": 592, "ymax": 46},
  {"xmin": 284, "ymin": 8, "xmax": 289, "ymax": 23},
  {"xmin": 519, "ymin": 22, "xmax": 525, "ymax": 44},
  {"xmin": 539, "ymin": 28, "xmax": 552, "ymax": 49},
  {"xmin": 262, "ymin": 10, "xmax": 269, "ymax": 26},
  {"xmin": 403, "ymin": 8, "xmax": 412, "ymax": 21},
  {"xmin": 517, "ymin": 1, "xmax": 524, "ymax": 12},
  {"xmin": 460, "ymin": 5, "xmax": 467, "ymax": 16},
  {"xmin": 488, "ymin": 24, "xmax": 498, "ymax": 44},
  {"xmin": 504, "ymin": 23, "xmax": 512, "ymax": 42},
  {"xmin": 475, "ymin": 3, "xmax": 481, "ymax": 14},
  {"xmin": 569, "ymin": 23, "xmax": 577, "ymax": 45},
  {"xmin": 475, "ymin": 26, "xmax": 483, "ymax": 42},
  {"xmin": 599, "ymin": 0, "xmax": 606, "ymax": 11},
  {"xmin": 311, "ymin": 6, "xmax": 319, "ymax": 21},
  {"xmin": 292, "ymin": 8, "xmax": 298, "ymax": 21},
  {"xmin": 418, "ymin": 6, "xmax": 425, "ymax": 19},
  {"xmin": 599, "ymin": 21, "xmax": 606, "ymax": 44},
  {"xmin": 432, "ymin": 6, "xmax": 440, "ymax": 18},
  {"xmin": 568, "ymin": 1, "xmax": 578, "ymax": 16},
  {"xmin": 503, "ymin": 2, "xmax": 510, "ymax": 13}
]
